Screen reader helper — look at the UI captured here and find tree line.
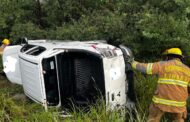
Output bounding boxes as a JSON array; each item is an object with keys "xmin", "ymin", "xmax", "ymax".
[{"xmin": 1, "ymin": 0, "xmax": 190, "ymax": 62}]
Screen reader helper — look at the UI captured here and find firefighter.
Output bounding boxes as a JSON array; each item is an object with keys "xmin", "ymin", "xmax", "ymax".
[
  {"xmin": 131, "ymin": 48, "xmax": 190, "ymax": 122},
  {"xmin": 0, "ymin": 38, "xmax": 10, "ymax": 55}
]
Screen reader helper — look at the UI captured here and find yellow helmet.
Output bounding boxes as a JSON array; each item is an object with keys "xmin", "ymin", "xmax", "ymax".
[
  {"xmin": 2, "ymin": 38, "xmax": 10, "ymax": 45},
  {"xmin": 163, "ymin": 48, "xmax": 182, "ymax": 56}
]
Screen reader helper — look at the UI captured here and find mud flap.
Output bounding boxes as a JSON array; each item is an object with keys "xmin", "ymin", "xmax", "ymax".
[{"xmin": 119, "ymin": 45, "xmax": 136, "ymax": 110}]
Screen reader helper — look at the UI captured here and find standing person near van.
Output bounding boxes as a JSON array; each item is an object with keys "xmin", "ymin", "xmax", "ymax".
[
  {"xmin": 0, "ymin": 39, "xmax": 10, "ymax": 55},
  {"xmin": 130, "ymin": 48, "xmax": 190, "ymax": 122}
]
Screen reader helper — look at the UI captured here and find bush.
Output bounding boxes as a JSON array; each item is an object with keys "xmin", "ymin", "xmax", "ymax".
[
  {"xmin": 10, "ymin": 22, "xmax": 47, "ymax": 42},
  {"xmin": 48, "ymin": 12, "xmax": 125, "ymax": 46}
]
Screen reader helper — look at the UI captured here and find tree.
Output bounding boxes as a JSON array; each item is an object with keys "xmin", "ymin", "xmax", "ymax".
[{"xmin": 0, "ymin": 0, "xmax": 190, "ymax": 62}]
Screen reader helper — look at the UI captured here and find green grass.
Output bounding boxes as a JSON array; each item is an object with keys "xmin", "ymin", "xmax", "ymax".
[{"xmin": 134, "ymin": 72, "xmax": 157, "ymax": 111}]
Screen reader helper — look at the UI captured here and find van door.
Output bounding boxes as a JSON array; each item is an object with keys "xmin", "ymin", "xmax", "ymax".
[
  {"xmin": 103, "ymin": 56, "xmax": 127, "ymax": 109},
  {"xmin": 19, "ymin": 56, "xmax": 47, "ymax": 107},
  {"xmin": 42, "ymin": 57, "xmax": 60, "ymax": 106},
  {"xmin": 3, "ymin": 45, "xmax": 22, "ymax": 85}
]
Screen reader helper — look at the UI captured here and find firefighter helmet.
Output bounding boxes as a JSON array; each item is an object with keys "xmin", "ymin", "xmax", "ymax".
[
  {"xmin": 163, "ymin": 48, "xmax": 182, "ymax": 56},
  {"xmin": 2, "ymin": 38, "xmax": 10, "ymax": 45}
]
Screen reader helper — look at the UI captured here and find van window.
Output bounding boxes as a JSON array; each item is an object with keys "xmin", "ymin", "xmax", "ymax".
[
  {"xmin": 26, "ymin": 46, "xmax": 46, "ymax": 56},
  {"xmin": 20, "ymin": 44, "xmax": 35, "ymax": 52},
  {"xmin": 42, "ymin": 57, "xmax": 59, "ymax": 106}
]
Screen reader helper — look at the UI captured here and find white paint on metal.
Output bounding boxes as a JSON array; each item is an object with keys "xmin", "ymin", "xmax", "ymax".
[
  {"xmin": 103, "ymin": 56, "xmax": 126, "ymax": 110},
  {"xmin": 20, "ymin": 57, "xmax": 46, "ymax": 105},
  {"xmin": 3, "ymin": 56, "xmax": 17, "ymax": 73},
  {"xmin": 2, "ymin": 45, "xmax": 22, "ymax": 85},
  {"xmin": 109, "ymin": 67, "xmax": 121, "ymax": 80}
]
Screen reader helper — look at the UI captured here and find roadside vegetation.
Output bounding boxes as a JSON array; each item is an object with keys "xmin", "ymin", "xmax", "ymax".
[
  {"xmin": 1, "ymin": 0, "xmax": 190, "ymax": 62},
  {"xmin": 1, "ymin": 0, "xmax": 190, "ymax": 121}
]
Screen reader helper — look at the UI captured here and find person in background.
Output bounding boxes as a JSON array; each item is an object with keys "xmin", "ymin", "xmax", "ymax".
[
  {"xmin": 130, "ymin": 48, "xmax": 190, "ymax": 122},
  {"xmin": 0, "ymin": 38, "xmax": 11, "ymax": 55}
]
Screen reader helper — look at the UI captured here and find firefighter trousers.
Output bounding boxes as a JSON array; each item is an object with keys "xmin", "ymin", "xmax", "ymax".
[{"xmin": 147, "ymin": 104, "xmax": 186, "ymax": 122}]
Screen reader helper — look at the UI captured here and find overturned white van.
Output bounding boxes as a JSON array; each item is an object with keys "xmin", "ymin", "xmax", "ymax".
[{"xmin": 2, "ymin": 39, "xmax": 136, "ymax": 110}]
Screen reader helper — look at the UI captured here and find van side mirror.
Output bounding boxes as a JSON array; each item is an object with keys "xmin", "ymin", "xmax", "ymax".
[{"xmin": 20, "ymin": 37, "xmax": 28, "ymax": 45}]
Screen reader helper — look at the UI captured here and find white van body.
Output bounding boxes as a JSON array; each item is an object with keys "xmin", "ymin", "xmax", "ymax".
[{"xmin": 3, "ymin": 40, "xmax": 134, "ymax": 110}]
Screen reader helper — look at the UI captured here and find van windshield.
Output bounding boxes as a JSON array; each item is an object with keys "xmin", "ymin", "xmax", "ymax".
[{"xmin": 21, "ymin": 44, "xmax": 46, "ymax": 56}]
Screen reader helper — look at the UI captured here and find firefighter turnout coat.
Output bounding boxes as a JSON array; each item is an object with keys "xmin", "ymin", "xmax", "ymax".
[{"xmin": 132, "ymin": 59, "xmax": 190, "ymax": 113}]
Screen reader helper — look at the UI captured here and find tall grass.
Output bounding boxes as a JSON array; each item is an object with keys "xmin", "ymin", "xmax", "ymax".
[{"xmin": 134, "ymin": 72, "xmax": 157, "ymax": 112}]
